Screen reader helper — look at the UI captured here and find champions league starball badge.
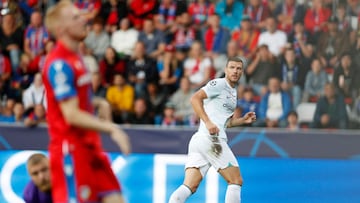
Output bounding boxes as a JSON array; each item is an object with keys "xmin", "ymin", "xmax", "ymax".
[{"xmin": 210, "ymin": 80, "xmax": 217, "ymax": 86}]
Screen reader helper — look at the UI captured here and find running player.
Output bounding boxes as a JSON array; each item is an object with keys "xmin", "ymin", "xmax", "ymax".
[
  {"xmin": 169, "ymin": 56, "xmax": 256, "ymax": 203},
  {"xmin": 42, "ymin": 1, "xmax": 131, "ymax": 203}
]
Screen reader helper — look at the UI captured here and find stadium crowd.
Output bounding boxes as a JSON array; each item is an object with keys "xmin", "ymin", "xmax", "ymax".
[{"xmin": 0, "ymin": 0, "xmax": 360, "ymax": 129}]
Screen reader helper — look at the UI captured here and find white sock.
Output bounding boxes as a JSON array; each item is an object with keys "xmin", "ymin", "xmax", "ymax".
[
  {"xmin": 169, "ymin": 184, "xmax": 192, "ymax": 203},
  {"xmin": 225, "ymin": 184, "xmax": 241, "ymax": 203}
]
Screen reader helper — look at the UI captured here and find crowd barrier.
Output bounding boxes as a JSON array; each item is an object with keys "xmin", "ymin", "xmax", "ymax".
[{"xmin": 0, "ymin": 124, "xmax": 359, "ymax": 202}]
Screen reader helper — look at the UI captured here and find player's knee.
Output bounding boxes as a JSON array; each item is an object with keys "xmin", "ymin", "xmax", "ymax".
[
  {"xmin": 228, "ymin": 176, "xmax": 243, "ymax": 186},
  {"xmin": 185, "ymin": 183, "xmax": 200, "ymax": 194}
]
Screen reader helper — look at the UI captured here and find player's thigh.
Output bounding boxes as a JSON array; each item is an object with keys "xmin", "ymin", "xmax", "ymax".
[
  {"xmin": 218, "ymin": 166, "xmax": 243, "ymax": 185},
  {"xmin": 102, "ymin": 193, "xmax": 125, "ymax": 203}
]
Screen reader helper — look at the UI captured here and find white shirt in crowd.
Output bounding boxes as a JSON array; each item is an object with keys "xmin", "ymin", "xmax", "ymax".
[
  {"xmin": 22, "ymin": 84, "xmax": 47, "ymax": 110},
  {"xmin": 266, "ymin": 92, "xmax": 283, "ymax": 120},
  {"xmin": 111, "ymin": 28, "xmax": 139, "ymax": 56},
  {"xmin": 184, "ymin": 57, "xmax": 212, "ymax": 85},
  {"xmin": 257, "ymin": 30, "xmax": 287, "ymax": 56}
]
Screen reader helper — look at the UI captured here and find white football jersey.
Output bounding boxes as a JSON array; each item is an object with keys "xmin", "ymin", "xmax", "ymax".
[{"xmin": 197, "ymin": 78, "xmax": 237, "ymax": 139}]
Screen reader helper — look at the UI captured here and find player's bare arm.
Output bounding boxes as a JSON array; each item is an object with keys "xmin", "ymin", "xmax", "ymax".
[
  {"xmin": 190, "ymin": 89, "xmax": 219, "ymax": 135},
  {"xmin": 59, "ymin": 97, "xmax": 131, "ymax": 155},
  {"xmin": 92, "ymin": 96, "xmax": 112, "ymax": 121},
  {"xmin": 227, "ymin": 111, "xmax": 257, "ymax": 128}
]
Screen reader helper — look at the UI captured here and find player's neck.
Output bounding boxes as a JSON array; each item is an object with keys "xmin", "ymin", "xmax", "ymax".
[
  {"xmin": 225, "ymin": 77, "xmax": 236, "ymax": 88},
  {"xmin": 58, "ymin": 37, "xmax": 80, "ymax": 53}
]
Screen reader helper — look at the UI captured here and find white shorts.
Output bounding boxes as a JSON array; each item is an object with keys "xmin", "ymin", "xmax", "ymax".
[{"xmin": 185, "ymin": 132, "xmax": 239, "ymax": 177}]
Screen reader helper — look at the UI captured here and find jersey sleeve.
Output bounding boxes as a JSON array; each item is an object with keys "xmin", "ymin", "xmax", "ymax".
[
  {"xmin": 201, "ymin": 79, "xmax": 223, "ymax": 98},
  {"xmin": 47, "ymin": 60, "xmax": 77, "ymax": 101}
]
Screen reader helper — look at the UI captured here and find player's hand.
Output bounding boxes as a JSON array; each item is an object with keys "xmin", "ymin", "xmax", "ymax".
[
  {"xmin": 205, "ymin": 121, "xmax": 219, "ymax": 135},
  {"xmin": 243, "ymin": 112, "xmax": 256, "ymax": 124},
  {"xmin": 110, "ymin": 126, "xmax": 131, "ymax": 155}
]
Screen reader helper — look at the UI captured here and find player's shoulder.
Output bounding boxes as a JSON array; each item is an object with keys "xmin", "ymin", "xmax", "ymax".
[{"xmin": 206, "ymin": 78, "xmax": 227, "ymax": 88}]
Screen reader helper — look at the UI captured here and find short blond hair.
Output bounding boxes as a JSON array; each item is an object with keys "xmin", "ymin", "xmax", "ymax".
[{"xmin": 45, "ymin": 0, "xmax": 72, "ymax": 38}]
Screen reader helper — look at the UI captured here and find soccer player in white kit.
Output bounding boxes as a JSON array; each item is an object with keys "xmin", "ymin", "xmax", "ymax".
[{"xmin": 169, "ymin": 56, "xmax": 257, "ymax": 203}]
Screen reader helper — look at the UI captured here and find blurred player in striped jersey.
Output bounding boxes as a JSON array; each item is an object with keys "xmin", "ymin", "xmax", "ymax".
[
  {"xmin": 42, "ymin": 1, "xmax": 131, "ymax": 202},
  {"xmin": 169, "ymin": 56, "xmax": 256, "ymax": 203}
]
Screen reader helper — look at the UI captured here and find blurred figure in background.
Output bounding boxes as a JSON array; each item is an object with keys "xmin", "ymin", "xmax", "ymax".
[
  {"xmin": 126, "ymin": 97, "xmax": 153, "ymax": 125},
  {"xmin": 84, "ymin": 17, "xmax": 110, "ymax": 61},
  {"xmin": 184, "ymin": 41, "xmax": 213, "ymax": 90},
  {"xmin": 106, "ymin": 73, "xmax": 135, "ymax": 124},
  {"xmin": 302, "ymin": 58, "xmax": 328, "ymax": 103},
  {"xmin": 246, "ymin": 44, "xmax": 278, "ymax": 96},
  {"xmin": 254, "ymin": 77, "xmax": 292, "ymax": 128},
  {"xmin": 311, "ymin": 83, "xmax": 348, "ymax": 129},
  {"xmin": 286, "ymin": 110, "xmax": 299, "ymax": 131},
  {"xmin": 169, "ymin": 77, "xmax": 196, "ymax": 125},
  {"xmin": 23, "ymin": 10, "xmax": 49, "ymax": 60}
]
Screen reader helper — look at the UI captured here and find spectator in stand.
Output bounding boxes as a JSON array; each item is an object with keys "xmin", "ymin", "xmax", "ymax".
[
  {"xmin": 0, "ymin": 48, "xmax": 12, "ymax": 87},
  {"xmin": 73, "ymin": 0, "xmax": 101, "ymax": 22},
  {"xmin": 351, "ymin": 30, "xmax": 360, "ymax": 69},
  {"xmin": 138, "ymin": 18, "xmax": 166, "ymax": 59},
  {"xmin": 91, "ymin": 72, "xmax": 107, "ymax": 98},
  {"xmin": 257, "ymin": 16, "xmax": 287, "ymax": 57},
  {"xmin": 154, "ymin": 0, "xmax": 187, "ymax": 33},
  {"xmin": 23, "ymin": 153, "xmax": 52, "ymax": 203},
  {"xmin": 0, "ymin": 11, "xmax": 24, "ymax": 71},
  {"xmin": 348, "ymin": 92, "xmax": 360, "ymax": 129},
  {"xmin": 146, "ymin": 81, "xmax": 167, "ymax": 121},
  {"xmin": 286, "ymin": 110, "xmax": 299, "ymax": 130},
  {"xmin": 100, "ymin": 0, "xmax": 127, "ymax": 33},
  {"xmin": 311, "ymin": 83, "xmax": 348, "ymax": 129},
  {"xmin": 98, "ymin": 47, "xmax": 126, "ymax": 86},
  {"xmin": 275, "ymin": 47, "xmax": 307, "ymax": 109},
  {"xmin": 202, "ymin": 13, "xmax": 230, "ymax": 57},
  {"xmin": 316, "ymin": 16, "xmax": 351, "ymax": 68},
  {"xmin": 125, "ymin": 97, "xmax": 154, "ymax": 124},
  {"xmin": 84, "ymin": 17, "xmax": 110, "ymax": 61},
  {"xmin": 214, "ymin": 0, "xmax": 244, "ymax": 31},
  {"xmin": 237, "ymin": 86, "xmax": 259, "ymax": 118},
  {"xmin": 106, "ymin": 73, "xmax": 135, "ymax": 124},
  {"xmin": 302, "ymin": 58, "xmax": 328, "ymax": 102},
  {"xmin": 172, "ymin": 12, "xmax": 200, "ymax": 60},
  {"xmin": 246, "ymin": 44, "xmax": 278, "ymax": 96},
  {"xmin": 274, "ymin": 0, "xmax": 305, "ymax": 35},
  {"xmin": 332, "ymin": 53, "xmax": 360, "ymax": 99},
  {"xmin": 22, "ymin": 72, "xmax": 46, "ymax": 113},
  {"xmin": 12, "ymin": 53, "xmax": 38, "ymax": 100},
  {"xmin": 231, "ymin": 15, "xmax": 260, "ymax": 60},
  {"xmin": 254, "ymin": 77, "xmax": 292, "ymax": 128},
  {"xmin": 156, "ymin": 101, "xmax": 179, "ymax": 126},
  {"xmin": 0, "ymin": 101, "xmax": 24, "ymax": 123},
  {"xmin": 335, "ymin": 3, "xmax": 352, "ymax": 33},
  {"xmin": 0, "ymin": 96, "xmax": 15, "ymax": 117},
  {"xmin": 127, "ymin": 41, "xmax": 158, "ymax": 98},
  {"xmin": 24, "ymin": 103, "xmax": 46, "ymax": 127},
  {"xmin": 30, "ymin": 39, "xmax": 55, "ymax": 73},
  {"xmin": 243, "ymin": 0, "xmax": 272, "ymax": 31},
  {"xmin": 287, "ymin": 20, "xmax": 315, "ymax": 63},
  {"xmin": 183, "ymin": 41, "xmax": 212, "ymax": 90},
  {"xmin": 345, "ymin": 0, "xmax": 360, "ymax": 26},
  {"xmin": 78, "ymin": 42, "xmax": 99, "ymax": 73},
  {"xmin": 187, "ymin": 0, "xmax": 215, "ymax": 29},
  {"xmin": 128, "ymin": 0, "xmax": 157, "ymax": 30},
  {"xmin": 24, "ymin": 10, "xmax": 49, "ymax": 61},
  {"xmin": 304, "ymin": 0, "xmax": 331, "ymax": 35},
  {"xmin": 157, "ymin": 44, "xmax": 183, "ymax": 96},
  {"xmin": 111, "ymin": 18, "xmax": 139, "ymax": 59},
  {"xmin": 169, "ymin": 77, "xmax": 195, "ymax": 125}
]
